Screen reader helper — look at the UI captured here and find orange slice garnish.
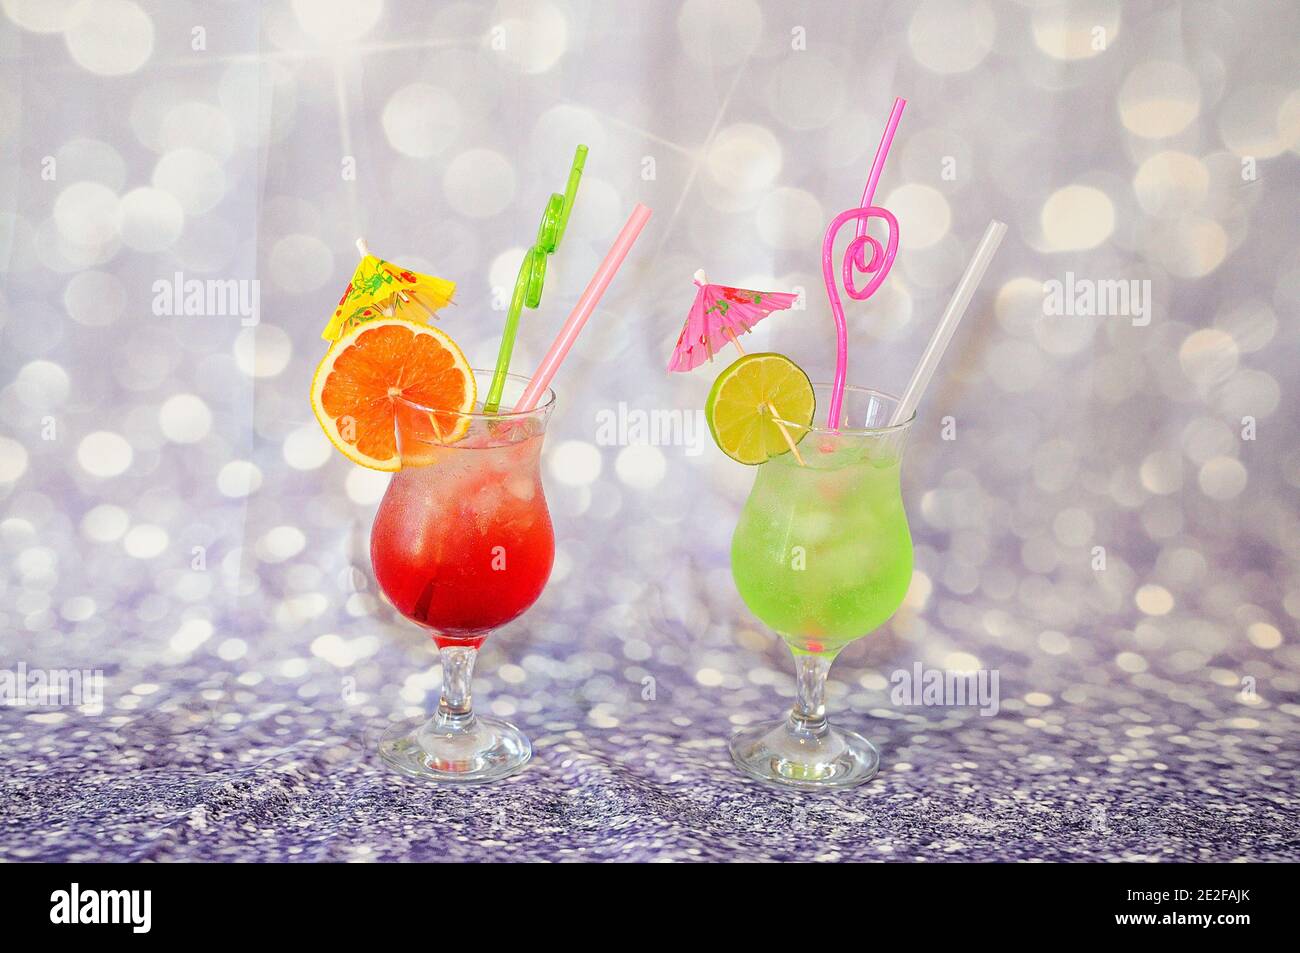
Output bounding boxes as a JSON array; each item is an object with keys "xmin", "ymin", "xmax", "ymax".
[{"xmin": 310, "ymin": 317, "xmax": 475, "ymax": 471}]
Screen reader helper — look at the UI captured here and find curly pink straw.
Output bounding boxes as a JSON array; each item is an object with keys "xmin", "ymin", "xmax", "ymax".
[{"xmin": 824, "ymin": 97, "xmax": 906, "ymax": 430}]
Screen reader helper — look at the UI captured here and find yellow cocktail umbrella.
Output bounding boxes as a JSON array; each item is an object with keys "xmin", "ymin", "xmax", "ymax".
[{"xmin": 320, "ymin": 239, "xmax": 456, "ymax": 342}]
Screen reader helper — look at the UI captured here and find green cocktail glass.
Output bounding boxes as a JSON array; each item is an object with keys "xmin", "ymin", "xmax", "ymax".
[{"xmin": 729, "ymin": 383, "xmax": 914, "ymax": 789}]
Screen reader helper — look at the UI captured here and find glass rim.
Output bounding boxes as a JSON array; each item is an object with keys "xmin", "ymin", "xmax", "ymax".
[
  {"xmin": 393, "ymin": 368, "xmax": 556, "ymax": 420},
  {"xmin": 770, "ymin": 383, "xmax": 916, "ymax": 436}
]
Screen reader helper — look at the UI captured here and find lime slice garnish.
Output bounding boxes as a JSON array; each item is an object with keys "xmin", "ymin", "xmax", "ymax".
[{"xmin": 705, "ymin": 353, "xmax": 815, "ymax": 465}]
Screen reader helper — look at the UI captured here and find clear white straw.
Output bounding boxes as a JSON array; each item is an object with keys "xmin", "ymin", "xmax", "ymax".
[{"xmin": 889, "ymin": 220, "xmax": 1007, "ymax": 426}]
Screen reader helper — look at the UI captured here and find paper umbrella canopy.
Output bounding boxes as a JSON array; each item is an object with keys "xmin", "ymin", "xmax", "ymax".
[
  {"xmin": 321, "ymin": 249, "xmax": 456, "ymax": 342},
  {"xmin": 667, "ymin": 273, "xmax": 799, "ymax": 372}
]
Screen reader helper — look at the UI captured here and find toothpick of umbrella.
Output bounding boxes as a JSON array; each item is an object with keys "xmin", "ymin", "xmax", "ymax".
[{"xmin": 667, "ymin": 270, "xmax": 807, "ymax": 466}]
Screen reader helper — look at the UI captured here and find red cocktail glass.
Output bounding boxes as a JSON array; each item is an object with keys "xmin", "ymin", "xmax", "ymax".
[{"xmin": 374, "ymin": 370, "xmax": 554, "ymax": 782}]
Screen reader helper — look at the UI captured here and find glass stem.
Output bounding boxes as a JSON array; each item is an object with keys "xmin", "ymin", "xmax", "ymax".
[
  {"xmin": 788, "ymin": 651, "xmax": 834, "ymax": 737},
  {"xmin": 434, "ymin": 645, "xmax": 478, "ymax": 732}
]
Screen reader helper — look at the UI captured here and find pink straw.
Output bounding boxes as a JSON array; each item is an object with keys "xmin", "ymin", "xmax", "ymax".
[
  {"xmin": 854, "ymin": 97, "xmax": 906, "ymax": 250},
  {"xmin": 515, "ymin": 203, "xmax": 653, "ymax": 412},
  {"xmin": 823, "ymin": 97, "xmax": 906, "ymax": 430}
]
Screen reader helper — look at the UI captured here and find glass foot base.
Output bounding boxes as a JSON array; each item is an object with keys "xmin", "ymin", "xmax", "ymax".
[
  {"xmin": 729, "ymin": 718, "xmax": 879, "ymax": 791},
  {"xmin": 379, "ymin": 713, "xmax": 531, "ymax": 783}
]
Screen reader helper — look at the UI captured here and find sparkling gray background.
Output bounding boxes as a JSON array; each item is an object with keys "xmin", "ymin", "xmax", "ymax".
[{"xmin": 1, "ymin": 1, "xmax": 1298, "ymax": 861}]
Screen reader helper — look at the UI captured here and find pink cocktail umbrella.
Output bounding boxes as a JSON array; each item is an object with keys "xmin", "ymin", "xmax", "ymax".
[
  {"xmin": 667, "ymin": 271, "xmax": 799, "ymax": 372},
  {"xmin": 669, "ymin": 270, "xmax": 806, "ymax": 464}
]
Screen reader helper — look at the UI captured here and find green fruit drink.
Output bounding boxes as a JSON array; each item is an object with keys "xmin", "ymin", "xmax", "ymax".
[
  {"xmin": 706, "ymin": 356, "xmax": 918, "ymax": 787},
  {"xmin": 730, "ymin": 429, "xmax": 912, "ymax": 657}
]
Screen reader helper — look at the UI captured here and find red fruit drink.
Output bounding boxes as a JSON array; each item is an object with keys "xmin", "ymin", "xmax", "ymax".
[{"xmin": 370, "ymin": 424, "xmax": 554, "ymax": 649}]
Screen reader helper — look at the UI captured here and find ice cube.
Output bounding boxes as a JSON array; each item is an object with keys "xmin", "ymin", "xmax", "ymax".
[{"xmin": 505, "ymin": 475, "xmax": 536, "ymax": 501}]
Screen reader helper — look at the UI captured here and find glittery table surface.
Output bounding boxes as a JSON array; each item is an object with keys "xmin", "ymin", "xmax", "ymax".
[
  {"xmin": 3, "ymin": 1, "xmax": 1299, "ymax": 862},
  {"xmin": 4, "ymin": 601, "xmax": 1299, "ymax": 863}
]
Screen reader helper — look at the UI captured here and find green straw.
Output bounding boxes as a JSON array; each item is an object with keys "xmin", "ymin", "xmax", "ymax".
[{"xmin": 483, "ymin": 144, "xmax": 587, "ymax": 412}]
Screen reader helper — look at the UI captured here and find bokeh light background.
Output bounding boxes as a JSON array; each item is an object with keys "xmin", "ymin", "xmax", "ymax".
[{"xmin": 1, "ymin": 0, "xmax": 1298, "ymax": 860}]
